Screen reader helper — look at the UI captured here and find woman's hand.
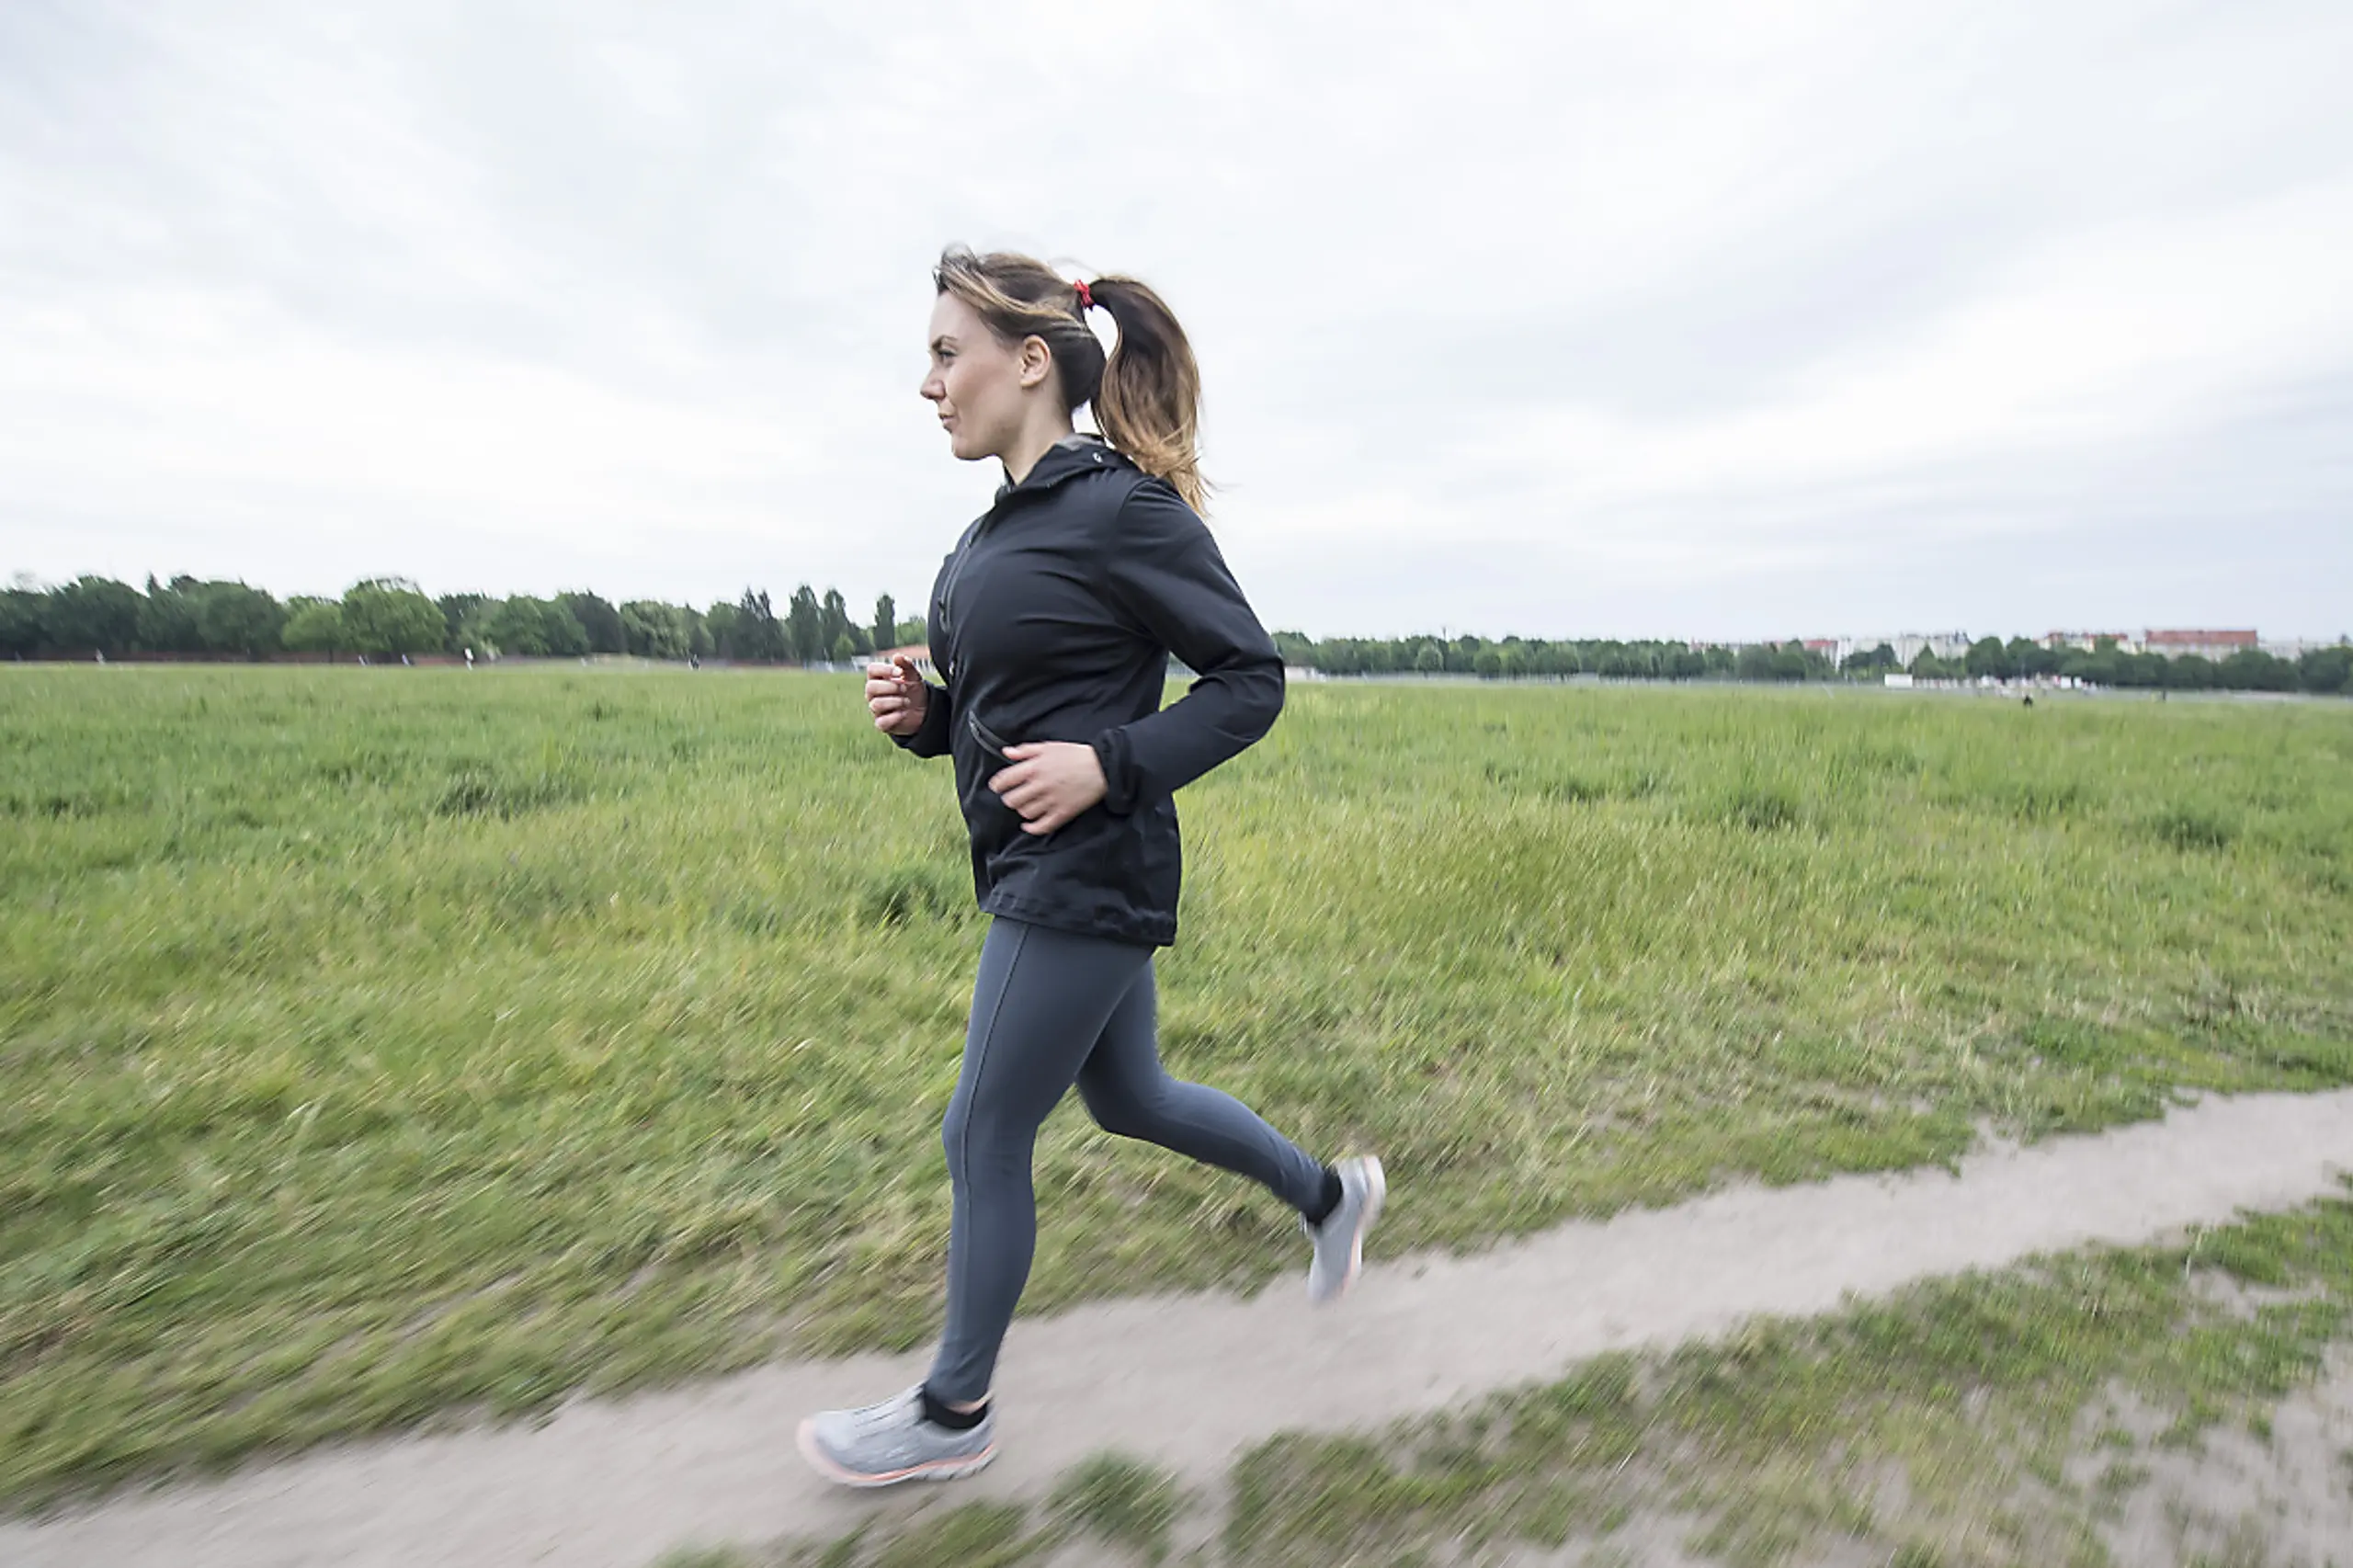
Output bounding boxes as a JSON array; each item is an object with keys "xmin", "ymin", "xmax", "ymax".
[
  {"xmin": 866, "ymin": 654, "xmax": 928, "ymax": 736},
  {"xmin": 990, "ymin": 742, "xmax": 1107, "ymax": 835}
]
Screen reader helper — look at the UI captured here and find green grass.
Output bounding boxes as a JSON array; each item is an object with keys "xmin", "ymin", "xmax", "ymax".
[
  {"xmin": 781, "ymin": 1187, "xmax": 2353, "ymax": 1568},
  {"xmin": 3, "ymin": 666, "xmax": 2350, "ymax": 1508}
]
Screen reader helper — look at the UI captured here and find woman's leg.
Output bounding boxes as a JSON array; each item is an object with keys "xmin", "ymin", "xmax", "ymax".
[
  {"xmin": 927, "ymin": 918, "xmax": 1153, "ymax": 1404},
  {"xmin": 1074, "ymin": 958, "xmax": 1331, "ymax": 1215}
]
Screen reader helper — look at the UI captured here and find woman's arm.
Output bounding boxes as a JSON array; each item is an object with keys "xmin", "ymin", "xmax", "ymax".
[{"xmin": 1088, "ymin": 479, "xmax": 1285, "ymax": 815}]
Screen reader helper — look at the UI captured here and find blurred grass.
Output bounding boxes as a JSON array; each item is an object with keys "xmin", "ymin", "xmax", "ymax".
[{"xmin": 2, "ymin": 665, "xmax": 2349, "ymax": 1506}]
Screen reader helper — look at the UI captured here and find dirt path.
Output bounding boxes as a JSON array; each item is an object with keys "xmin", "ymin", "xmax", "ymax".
[{"xmin": 10, "ymin": 1088, "xmax": 2353, "ymax": 1568}]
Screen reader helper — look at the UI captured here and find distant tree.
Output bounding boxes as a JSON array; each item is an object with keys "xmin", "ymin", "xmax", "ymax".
[
  {"xmin": 830, "ymin": 631, "xmax": 857, "ymax": 664},
  {"xmin": 2164, "ymin": 653, "xmax": 2217, "ymax": 690},
  {"xmin": 1964, "ymin": 636, "xmax": 2013, "ymax": 680},
  {"xmin": 894, "ymin": 615, "xmax": 927, "ymax": 647},
  {"xmin": 279, "ymin": 597, "xmax": 346, "ymax": 653},
  {"xmin": 486, "ymin": 596, "xmax": 589, "ymax": 657},
  {"xmin": 2006, "ymin": 637, "xmax": 2053, "ymax": 678},
  {"xmin": 560, "ymin": 591, "xmax": 627, "ymax": 655},
  {"xmin": 620, "ymin": 600, "xmax": 690, "ymax": 660},
  {"xmin": 2217, "ymin": 648, "xmax": 2295, "ymax": 693},
  {"xmin": 436, "ymin": 593, "xmax": 490, "ymax": 652},
  {"xmin": 820, "ymin": 587, "xmax": 852, "ymax": 654},
  {"xmin": 2058, "ymin": 649, "xmax": 2119, "ymax": 687},
  {"xmin": 454, "ymin": 597, "xmax": 505, "ymax": 655},
  {"xmin": 704, "ymin": 600, "xmax": 743, "ymax": 658},
  {"xmin": 872, "ymin": 595, "xmax": 898, "ymax": 653},
  {"xmin": 193, "ymin": 582, "xmax": 284, "ymax": 656},
  {"xmin": 44, "ymin": 576, "xmax": 144, "ymax": 654},
  {"xmin": 1841, "ymin": 643, "xmax": 1885, "ymax": 674},
  {"xmin": 685, "ymin": 607, "xmax": 712, "ymax": 659},
  {"xmin": 138, "ymin": 575, "xmax": 204, "ymax": 653},
  {"xmin": 1734, "ymin": 644, "xmax": 1776, "ymax": 681},
  {"xmin": 734, "ymin": 588, "xmax": 786, "ymax": 661},
  {"xmin": 0, "ymin": 585, "xmax": 46, "ymax": 656},
  {"xmin": 2299, "ymin": 644, "xmax": 2352, "ymax": 695},
  {"xmin": 342, "ymin": 578, "xmax": 446, "ymax": 656},
  {"xmin": 786, "ymin": 584, "xmax": 824, "ymax": 662}
]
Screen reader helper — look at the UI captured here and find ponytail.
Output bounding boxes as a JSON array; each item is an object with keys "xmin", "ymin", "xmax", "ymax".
[
  {"xmin": 934, "ymin": 246, "xmax": 1211, "ymax": 514},
  {"xmin": 1086, "ymin": 277, "xmax": 1208, "ymax": 514}
]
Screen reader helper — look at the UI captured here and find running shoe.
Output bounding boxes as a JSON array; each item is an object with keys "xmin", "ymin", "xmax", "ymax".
[
  {"xmin": 1304, "ymin": 1154, "xmax": 1386, "ymax": 1304},
  {"xmin": 796, "ymin": 1387, "xmax": 996, "ymax": 1488}
]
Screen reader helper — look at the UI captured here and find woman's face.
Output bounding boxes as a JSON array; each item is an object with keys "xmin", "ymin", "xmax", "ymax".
[{"xmin": 920, "ymin": 292, "xmax": 1041, "ymax": 464}]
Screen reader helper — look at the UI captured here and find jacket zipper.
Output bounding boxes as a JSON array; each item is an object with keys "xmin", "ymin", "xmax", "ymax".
[{"xmin": 935, "ymin": 510, "xmax": 997, "ymax": 683}]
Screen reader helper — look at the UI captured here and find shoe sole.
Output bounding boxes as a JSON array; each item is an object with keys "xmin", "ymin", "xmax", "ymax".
[
  {"xmin": 1314, "ymin": 1154, "xmax": 1387, "ymax": 1305},
  {"xmin": 794, "ymin": 1418, "xmax": 997, "ymax": 1489}
]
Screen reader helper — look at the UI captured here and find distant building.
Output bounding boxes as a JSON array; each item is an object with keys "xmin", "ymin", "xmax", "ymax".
[
  {"xmin": 1868, "ymin": 631, "xmax": 1972, "ymax": 665},
  {"xmin": 2042, "ymin": 631, "xmax": 2142, "ymax": 653},
  {"xmin": 2143, "ymin": 629, "xmax": 2256, "ymax": 661}
]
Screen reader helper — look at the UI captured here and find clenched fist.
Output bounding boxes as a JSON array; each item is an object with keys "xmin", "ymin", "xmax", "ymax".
[{"xmin": 866, "ymin": 654, "xmax": 928, "ymax": 737}]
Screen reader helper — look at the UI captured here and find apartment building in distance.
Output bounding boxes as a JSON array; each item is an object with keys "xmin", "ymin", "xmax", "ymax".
[
  {"xmin": 2142, "ymin": 629, "xmax": 2258, "ymax": 661},
  {"xmin": 2042, "ymin": 630, "xmax": 2143, "ymax": 653}
]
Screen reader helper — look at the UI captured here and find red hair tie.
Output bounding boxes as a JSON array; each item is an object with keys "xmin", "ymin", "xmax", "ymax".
[{"xmin": 1073, "ymin": 279, "xmax": 1096, "ymax": 312}]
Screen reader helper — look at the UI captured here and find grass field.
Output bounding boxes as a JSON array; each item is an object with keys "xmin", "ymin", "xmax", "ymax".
[{"xmin": 3, "ymin": 665, "xmax": 2350, "ymax": 1507}]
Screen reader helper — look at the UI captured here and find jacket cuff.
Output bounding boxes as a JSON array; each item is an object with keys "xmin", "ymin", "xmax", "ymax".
[
  {"xmin": 1091, "ymin": 728, "xmax": 1142, "ymax": 816},
  {"xmin": 894, "ymin": 684, "xmax": 952, "ymax": 757}
]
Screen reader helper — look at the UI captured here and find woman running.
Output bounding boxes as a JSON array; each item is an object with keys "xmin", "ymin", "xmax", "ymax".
[{"xmin": 796, "ymin": 247, "xmax": 1384, "ymax": 1489}]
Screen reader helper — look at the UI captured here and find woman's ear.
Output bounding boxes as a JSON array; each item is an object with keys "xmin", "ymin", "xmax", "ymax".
[{"xmin": 1017, "ymin": 335, "xmax": 1054, "ymax": 391}]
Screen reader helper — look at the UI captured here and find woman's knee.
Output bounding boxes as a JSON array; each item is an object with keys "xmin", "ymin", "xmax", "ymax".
[
  {"xmin": 1079, "ymin": 1078, "xmax": 1164, "ymax": 1142},
  {"xmin": 944, "ymin": 1093, "xmax": 1039, "ymax": 1177}
]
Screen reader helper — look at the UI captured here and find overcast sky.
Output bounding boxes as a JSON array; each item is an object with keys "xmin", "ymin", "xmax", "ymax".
[{"xmin": 3, "ymin": 0, "xmax": 2347, "ymax": 642}]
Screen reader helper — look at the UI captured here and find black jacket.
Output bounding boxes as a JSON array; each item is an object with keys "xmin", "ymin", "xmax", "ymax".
[{"xmin": 897, "ymin": 437, "xmax": 1284, "ymax": 947}]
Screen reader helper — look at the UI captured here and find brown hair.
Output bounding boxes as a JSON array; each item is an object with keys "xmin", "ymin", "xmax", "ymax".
[{"xmin": 933, "ymin": 245, "xmax": 1208, "ymax": 512}]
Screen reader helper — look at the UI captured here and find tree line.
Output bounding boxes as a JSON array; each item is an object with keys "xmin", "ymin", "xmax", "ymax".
[
  {"xmin": 0, "ymin": 575, "xmax": 926, "ymax": 665},
  {"xmin": 1275, "ymin": 631, "xmax": 2352, "ymax": 695},
  {"xmin": 1886, "ymin": 634, "xmax": 2349, "ymax": 695},
  {"xmin": 6, "ymin": 574, "xmax": 2347, "ymax": 696}
]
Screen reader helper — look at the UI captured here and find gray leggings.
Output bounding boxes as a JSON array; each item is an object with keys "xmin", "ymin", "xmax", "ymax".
[{"xmin": 927, "ymin": 916, "xmax": 1328, "ymax": 1401}]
